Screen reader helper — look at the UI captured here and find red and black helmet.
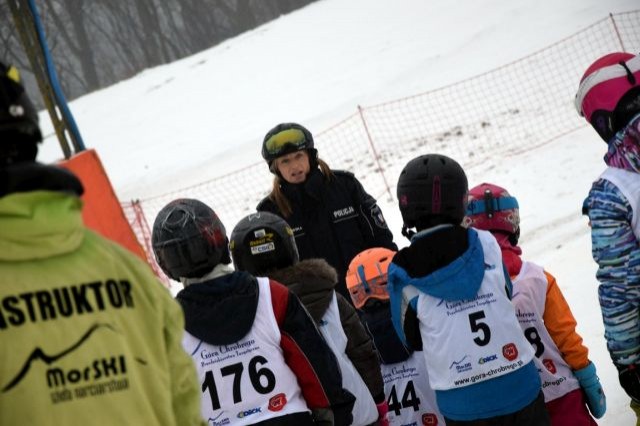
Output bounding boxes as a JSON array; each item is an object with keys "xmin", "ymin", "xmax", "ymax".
[{"xmin": 152, "ymin": 198, "xmax": 230, "ymax": 281}]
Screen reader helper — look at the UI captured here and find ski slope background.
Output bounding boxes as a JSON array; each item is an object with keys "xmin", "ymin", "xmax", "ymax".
[{"xmin": 35, "ymin": 0, "xmax": 638, "ymax": 423}]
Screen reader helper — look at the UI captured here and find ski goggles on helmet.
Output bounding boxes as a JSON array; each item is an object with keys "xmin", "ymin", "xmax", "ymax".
[
  {"xmin": 263, "ymin": 128, "xmax": 310, "ymax": 158},
  {"xmin": 464, "ymin": 189, "xmax": 519, "ymax": 235},
  {"xmin": 465, "ymin": 194, "xmax": 518, "ymax": 217},
  {"xmin": 346, "ymin": 247, "xmax": 395, "ymax": 309},
  {"xmin": 348, "ymin": 268, "xmax": 389, "ymax": 310}
]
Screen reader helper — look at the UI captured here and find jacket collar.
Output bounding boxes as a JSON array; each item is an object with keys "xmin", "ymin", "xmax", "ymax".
[
  {"xmin": 0, "ymin": 189, "xmax": 84, "ymax": 261},
  {"xmin": 180, "ymin": 263, "xmax": 235, "ymax": 287}
]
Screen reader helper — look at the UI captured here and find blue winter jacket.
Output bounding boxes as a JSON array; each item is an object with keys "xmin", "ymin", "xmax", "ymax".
[{"xmin": 387, "ymin": 226, "xmax": 540, "ymax": 420}]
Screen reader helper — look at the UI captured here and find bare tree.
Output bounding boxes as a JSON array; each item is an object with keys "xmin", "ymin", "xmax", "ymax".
[
  {"xmin": 3, "ymin": 0, "xmax": 318, "ymax": 105},
  {"xmin": 43, "ymin": 0, "xmax": 100, "ymax": 91}
]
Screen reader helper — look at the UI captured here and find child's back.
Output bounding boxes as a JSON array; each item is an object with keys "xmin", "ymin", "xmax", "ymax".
[
  {"xmin": 347, "ymin": 248, "xmax": 444, "ymax": 426},
  {"xmin": 388, "ymin": 154, "xmax": 549, "ymax": 425},
  {"xmin": 268, "ymin": 258, "xmax": 382, "ymax": 426},
  {"xmin": 230, "ymin": 211, "xmax": 387, "ymax": 426},
  {"xmin": 465, "ymin": 182, "xmax": 605, "ymax": 424}
]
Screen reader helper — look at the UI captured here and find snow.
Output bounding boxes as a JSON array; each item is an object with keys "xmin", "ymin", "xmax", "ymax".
[{"xmin": 35, "ymin": 0, "xmax": 638, "ymax": 423}]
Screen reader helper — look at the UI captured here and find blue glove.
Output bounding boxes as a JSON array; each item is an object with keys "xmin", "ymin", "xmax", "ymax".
[{"xmin": 574, "ymin": 361, "xmax": 606, "ymax": 419}]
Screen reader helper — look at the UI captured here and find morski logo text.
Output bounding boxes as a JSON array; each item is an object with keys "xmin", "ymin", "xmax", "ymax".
[{"xmin": 2, "ymin": 322, "xmax": 143, "ymax": 404}]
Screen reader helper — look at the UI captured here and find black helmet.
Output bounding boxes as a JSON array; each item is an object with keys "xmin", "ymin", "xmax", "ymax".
[
  {"xmin": 151, "ymin": 198, "xmax": 230, "ymax": 280},
  {"xmin": 397, "ymin": 154, "xmax": 468, "ymax": 234},
  {"xmin": 0, "ymin": 62, "xmax": 42, "ymax": 165},
  {"xmin": 261, "ymin": 122, "xmax": 316, "ymax": 171},
  {"xmin": 229, "ymin": 211, "xmax": 299, "ymax": 276}
]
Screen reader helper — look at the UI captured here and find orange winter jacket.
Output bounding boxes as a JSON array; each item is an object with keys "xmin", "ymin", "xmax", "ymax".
[
  {"xmin": 500, "ymin": 233, "xmax": 590, "ymax": 371},
  {"xmin": 539, "ymin": 271, "xmax": 590, "ymax": 371}
]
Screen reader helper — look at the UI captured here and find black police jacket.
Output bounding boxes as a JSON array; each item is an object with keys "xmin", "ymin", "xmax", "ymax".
[{"xmin": 257, "ymin": 168, "xmax": 397, "ymax": 300}]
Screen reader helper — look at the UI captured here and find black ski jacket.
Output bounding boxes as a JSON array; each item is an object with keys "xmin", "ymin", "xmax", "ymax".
[
  {"xmin": 267, "ymin": 258, "xmax": 385, "ymax": 403},
  {"xmin": 257, "ymin": 169, "xmax": 397, "ymax": 300},
  {"xmin": 176, "ymin": 269, "xmax": 355, "ymax": 426}
]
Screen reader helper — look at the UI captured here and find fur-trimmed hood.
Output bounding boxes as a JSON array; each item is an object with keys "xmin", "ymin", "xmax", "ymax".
[{"xmin": 268, "ymin": 258, "xmax": 338, "ymax": 322}]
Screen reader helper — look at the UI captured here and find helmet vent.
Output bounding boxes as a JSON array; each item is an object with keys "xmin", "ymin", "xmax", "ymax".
[
  {"xmin": 432, "ymin": 176, "xmax": 441, "ymax": 214},
  {"xmin": 620, "ymin": 60, "xmax": 637, "ymax": 85}
]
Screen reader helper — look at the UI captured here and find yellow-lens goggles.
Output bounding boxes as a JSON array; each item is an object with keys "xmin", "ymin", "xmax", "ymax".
[{"xmin": 264, "ymin": 128, "xmax": 308, "ymax": 157}]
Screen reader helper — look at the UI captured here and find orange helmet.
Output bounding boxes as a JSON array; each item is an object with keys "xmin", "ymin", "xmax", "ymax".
[{"xmin": 346, "ymin": 247, "xmax": 395, "ymax": 309}]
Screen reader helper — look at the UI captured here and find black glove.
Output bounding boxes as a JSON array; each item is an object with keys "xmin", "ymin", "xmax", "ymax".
[
  {"xmin": 331, "ymin": 389, "xmax": 355, "ymax": 426},
  {"xmin": 616, "ymin": 363, "xmax": 640, "ymax": 403}
]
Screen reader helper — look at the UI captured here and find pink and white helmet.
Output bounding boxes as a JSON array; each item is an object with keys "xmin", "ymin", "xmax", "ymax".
[
  {"xmin": 464, "ymin": 183, "xmax": 519, "ymax": 236},
  {"xmin": 575, "ymin": 52, "xmax": 640, "ymax": 142}
]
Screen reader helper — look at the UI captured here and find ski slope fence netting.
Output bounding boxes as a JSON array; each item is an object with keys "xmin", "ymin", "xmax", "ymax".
[{"xmin": 121, "ymin": 11, "xmax": 640, "ymax": 284}]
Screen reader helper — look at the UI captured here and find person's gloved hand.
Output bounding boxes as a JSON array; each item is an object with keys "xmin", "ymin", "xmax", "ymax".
[
  {"xmin": 331, "ymin": 389, "xmax": 355, "ymax": 426},
  {"xmin": 616, "ymin": 363, "xmax": 640, "ymax": 404},
  {"xmin": 575, "ymin": 361, "xmax": 606, "ymax": 418},
  {"xmin": 375, "ymin": 400, "xmax": 389, "ymax": 426}
]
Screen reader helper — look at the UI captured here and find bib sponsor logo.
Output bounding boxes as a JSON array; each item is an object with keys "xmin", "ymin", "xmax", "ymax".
[
  {"xmin": 502, "ymin": 343, "xmax": 518, "ymax": 361},
  {"xmin": 250, "ymin": 242, "xmax": 275, "ymax": 254},
  {"xmin": 237, "ymin": 407, "xmax": 261, "ymax": 418},
  {"xmin": 543, "ymin": 358, "xmax": 557, "ymax": 374},
  {"xmin": 208, "ymin": 412, "xmax": 230, "ymax": 426},
  {"xmin": 422, "ymin": 413, "xmax": 438, "ymax": 425},
  {"xmin": 268, "ymin": 393, "xmax": 287, "ymax": 412},
  {"xmin": 478, "ymin": 354, "xmax": 498, "ymax": 365},
  {"xmin": 248, "ymin": 232, "xmax": 274, "ymax": 250},
  {"xmin": 449, "ymin": 355, "xmax": 472, "ymax": 373}
]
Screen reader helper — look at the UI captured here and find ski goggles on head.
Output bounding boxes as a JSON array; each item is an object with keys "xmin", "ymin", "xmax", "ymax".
[
  {"xmin": 263, "ymin": 128, "xmax": 309, "ymax": 158},
  {"xmin": 348, "ymin": 265, "xmax": 389, "ymax": 309},
  {"xmin": 466, "ymin": 195, "xmax": 518, "ymax": 217}
]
